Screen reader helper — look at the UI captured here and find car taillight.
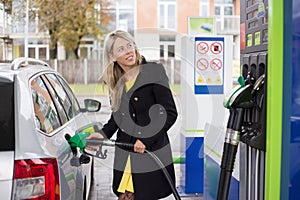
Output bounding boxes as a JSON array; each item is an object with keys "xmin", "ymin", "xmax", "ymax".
[{"xmin": 13, "ymin": 158, "xmax": 60, "ymax": 200}]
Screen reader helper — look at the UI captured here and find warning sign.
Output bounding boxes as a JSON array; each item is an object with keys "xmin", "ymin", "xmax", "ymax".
[
  {"xmin": 196, "ymin": 58, "xmax": 209, "ymax": 71},
  {"xmin": 197, "ymin": 42, "xmax": 209, "ymax": 54},
  {"xmin": 210, "ymin": 42, "xmax": 222, "ymax": 54},
  {"xmin": 194, "ymin": 37, "xmax": 224, "ymax": 94},
  {"xmin": 210, "ymin": 58, "xmax": 222, "ymax": 71}
]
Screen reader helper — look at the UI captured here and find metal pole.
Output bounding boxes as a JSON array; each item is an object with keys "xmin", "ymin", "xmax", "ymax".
[
  {"xmin": 84, "ymin": 58, "xmax": 88, "ymax": 85},
  {"xmin": 2, "ymin": 4, "xmax": 5, "ymax": 60},
  {"xmin": 116, "ymin": 2, "xmax": 119, "ymax": 29},
  {"xmin": 170, "ymin": 57, "xmax": 175, "ymax": 85},
  {"xmin": 25, "ymin": 0, "xmax": 29, "ymax": 58},
  {"xmin": 54, "ymin": 58, "xmax": 57, "ymax": 71}
]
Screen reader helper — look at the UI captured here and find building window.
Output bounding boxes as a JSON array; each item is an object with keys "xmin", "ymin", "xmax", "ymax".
[
  {"xmin": 28, "ymin": 44, "xmax": 49, "ymax": 60},
  {"xmin": 214, "ymin": 1, "xmax": 234, "ymax": 31},
  {"xmin": 214, "ymin": 4, "xmax": 233, "ymax": 16},
  {"xmin": 200, "ymin": 0, "xmax": 210, "ymax": 17},
  {"xmin": 224, "ymin": 6, "xmax": 233, "ymax": 15},
  {"xmin": 160, "ymin": 45, "xmax": 164, "ymax": 58},
  {"xmin": 100, "ymin": 1, "xmax": 135, "ymax": 35},
  {"xmin": 215, "ymin": 0, "xmax": 233, "ymax": 3},
  {"xmin": 168, "ymin": 45, "xmax": 175, "ymax": 57},
  {"xmin": 159, "ymin": 34, "xmax": 175, "ymax": 59},
  {"xmin": 158, "ymin": 0, "xmax": 176, "ymax": 30}
]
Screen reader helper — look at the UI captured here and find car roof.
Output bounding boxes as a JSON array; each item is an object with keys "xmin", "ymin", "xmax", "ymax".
[
  {"xmin": 0, "ymin": 58, "xmax": 55, "ymax": 82},
  {"xmin": 0, "ymin": 64, "xmax": 14, "ymax": 82}
]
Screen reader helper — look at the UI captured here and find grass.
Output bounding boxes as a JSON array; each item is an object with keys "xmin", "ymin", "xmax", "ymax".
[
  {"xmin": 70, "ymin": 83, "xmax": 181, "ymax": 95},
  {"xmin": 70, "ymin": 83, "xmax": 109, "ymax": 95}
]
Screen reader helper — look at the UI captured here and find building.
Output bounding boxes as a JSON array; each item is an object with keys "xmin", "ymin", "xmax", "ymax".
[
  {"xmin": 135, "ymin": 0, "xmax": 240, "ymax": 62},
  {"xmin": 0, "ymin": 0, "xmax": 240, "ymax": 62}
]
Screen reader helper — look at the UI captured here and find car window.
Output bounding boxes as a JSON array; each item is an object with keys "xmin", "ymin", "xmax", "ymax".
[
  {"xmin": 31, "ymin": 76, "xmax": 61, "ymax": 133},
  {"xmin": 56, "ymin": 75, "xmax": 80, "ymax": 116},
  {"xmin": 46, "ymin": 74, "xmax": 77, "ymax": 119},
  {"xmin": 0, "ymin": 80, "xmax": 15, "ymax": 151},
  {"xmin": 41, "ymin": 74, "xmax": 69, "ymax": 125}
]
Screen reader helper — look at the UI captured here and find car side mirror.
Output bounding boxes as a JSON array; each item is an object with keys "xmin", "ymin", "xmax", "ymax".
[{"xmin": 82, "ymin": 99, "xmax": 101, "ymax": 112}]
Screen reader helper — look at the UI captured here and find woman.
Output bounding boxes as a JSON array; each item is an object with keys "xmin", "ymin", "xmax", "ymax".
[{"xmin": 88, "ymin": 30, "xmax": 178, "ymax": 200}]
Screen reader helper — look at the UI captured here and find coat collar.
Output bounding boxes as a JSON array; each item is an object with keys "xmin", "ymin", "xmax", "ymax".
[{"xmin": 125, "ymin": 59, "xmax": 162, "ymax": 96}]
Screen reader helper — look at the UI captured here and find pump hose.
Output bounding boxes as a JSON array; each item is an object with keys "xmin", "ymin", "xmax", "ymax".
[
  {"xmin": 217, "ymin": 144, "xmax": 238, "ymax": 200},
  {"xmin": 86, "ymin": 139, "xmax": 181, "ymax": 200},
  {"xmin": 217, "ymin": 110, "xmax": 235, "ymax": 200},
  {"xmin": 217, "ymin": 108, "xmax": 244, "ymax": 200}
]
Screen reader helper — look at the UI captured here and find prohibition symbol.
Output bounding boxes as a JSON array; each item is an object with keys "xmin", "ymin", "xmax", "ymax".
[
  {"xmin": 197, "ymin": 58, "xmax": 209, "ymax": 71},
  {"xmin": 197, "ymin": 42, "xmax": 209, "ymax": 54},
  {"xmin": 210, "ymin": 58, "xmax": 222, "ymax": 71},
  {"xmin": 210, "ymin": 42, "xmax": 222, "ymax": 54}
]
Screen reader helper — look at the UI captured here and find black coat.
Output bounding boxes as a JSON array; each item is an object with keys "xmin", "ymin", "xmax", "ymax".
[{"xmin": 100, "ymin": 61, "xmax": 178, "ymax": 200}]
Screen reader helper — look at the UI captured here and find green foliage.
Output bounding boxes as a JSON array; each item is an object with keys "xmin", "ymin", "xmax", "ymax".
[
  {"xmin": 31, "ymin": 0, "xmax": 112, "ymax": 59},
  {"xmin": 0, "ymin": 0, "xmax": 12, "ymax": 11}
]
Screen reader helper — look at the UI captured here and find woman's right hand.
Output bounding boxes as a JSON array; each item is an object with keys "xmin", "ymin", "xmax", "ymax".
[
  {"xmin": 85, "ymin": 132, "xmax": 105, "ymax": 151},
  {"xmin": 86, "ymin": 132, "xmax": 104, "ymax": 140},
  {"xmin": 134, "ymin": 139, "xmax": 146, "ymax": 153}
]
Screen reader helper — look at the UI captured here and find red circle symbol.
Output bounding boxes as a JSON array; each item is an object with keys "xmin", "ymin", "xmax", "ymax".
[
  {"xmin": 210, "ymin": 42, "xmax": 222, "ymax": 54},
  {"xmin": 197, "ymin": 42, "xmax": 209, "ymax": 54},
  {"xmin": 197, "ymin": 58, "xmax": 209, "ymax": 71},
  {"xmin": 210, "ymin": 58, "xmax": 222, "ymax": 71}
]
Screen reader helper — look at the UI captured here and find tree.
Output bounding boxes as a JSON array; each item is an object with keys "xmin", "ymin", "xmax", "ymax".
[
  {"xmin": 33, "ymin": 0, "xmax": 111, "ymax": 59},
  {"xmin": 0, "ymin": 0, "xmax": 12, "ymax": 12},
  {"xmin": 32, "ymin": 0, "xmax": 64, "ymax": 59}
]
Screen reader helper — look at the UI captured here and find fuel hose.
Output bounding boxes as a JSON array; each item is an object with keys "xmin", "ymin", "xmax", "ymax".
[
  {"xmin": 217, "ymin": 108, "xmax": 244, "ymax": 200},
  {"xmin": 217, "ymin": 109, "xmax": 235, "ymax": 199},
  {"xmin": 86, "ymin": 139, "xmax": 181, "ymax": 200}
]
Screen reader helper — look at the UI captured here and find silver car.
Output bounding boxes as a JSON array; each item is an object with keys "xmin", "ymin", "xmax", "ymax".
[{"xmin": 0, "ymin": 57, "xmax": 101, "ymax": 200}]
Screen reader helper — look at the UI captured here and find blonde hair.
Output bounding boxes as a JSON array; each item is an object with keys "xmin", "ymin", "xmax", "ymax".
[{"xmin": 102, "ymin": 30, "xmax": 143, "ymax": 111}]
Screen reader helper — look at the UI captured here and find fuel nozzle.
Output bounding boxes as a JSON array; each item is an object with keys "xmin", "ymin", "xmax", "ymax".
[
  {"xmin": 68, "ymin": 132, "xmax": 91, "ymax": 152},
  {"xmin": 245, "ymin": 70, "xmax": 256, "ymax": 86},
  {"xmin": 67, "ymin": 132, "xmax": 109, "ymax": 159},
  {"xmin": 251, "ymin": 74, "xmax": 265, "ymax": 96},
  {"xmin": 228, "ymin": 84, "xmax": 254, "ymax": 109},
  {"xmin": 224, "ymin": 76, "xmax": 246, "ymax": 109}
]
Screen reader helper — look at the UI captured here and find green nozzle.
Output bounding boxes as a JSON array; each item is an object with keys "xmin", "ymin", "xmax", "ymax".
[
  {"xmin": 68, "ymin": 132, "xmax": 91, "ymax": 151},
  {"xmin": 224, "ymin": 76, "xmax": 246, "ymax": 109},
  {"xmin": 237, "ymin": 76, "xmax": 245, "ymax": 87}
]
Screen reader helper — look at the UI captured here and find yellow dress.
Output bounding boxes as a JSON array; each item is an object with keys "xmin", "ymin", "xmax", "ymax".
[{"xmin": 117, "ymin": 76, "xmax": 137, "ymax": 193}]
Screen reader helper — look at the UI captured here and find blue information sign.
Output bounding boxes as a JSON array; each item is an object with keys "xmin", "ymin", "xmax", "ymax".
[{"xmin": 194, "ymin": 37, "xmax": 224, "ymax": 94}]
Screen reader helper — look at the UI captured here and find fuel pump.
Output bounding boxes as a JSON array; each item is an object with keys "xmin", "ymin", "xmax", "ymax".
[
  {"xmin": 238, "ymin": 0, "xmax": 268, "ymax": 199},
  {"xmin": 217, "ymin": 74, "xmax": 265, "ymax": 200}
]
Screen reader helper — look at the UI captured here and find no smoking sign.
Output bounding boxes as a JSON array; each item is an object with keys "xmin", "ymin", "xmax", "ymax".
[
  {"xmin": 197, "ymin": 42, "xmax": 209, "ymax": 54},
  {"xmin": 196, "ymin": 58, "xmax": 209, "ymax": 71}
]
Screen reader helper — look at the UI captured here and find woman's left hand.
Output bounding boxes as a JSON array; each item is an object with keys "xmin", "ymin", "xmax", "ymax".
[{"xmin": 134, "ymin": 139, "xmax": 146, "ymax": 153}]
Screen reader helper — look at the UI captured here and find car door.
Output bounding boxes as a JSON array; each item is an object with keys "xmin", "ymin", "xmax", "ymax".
[
  {"xmin": 45, "ymin": 73, "xmax": 95, "ymax": 199},
  {"xmin": 30, "ymin": 73, "xmax": 91, "ymax": 200}
]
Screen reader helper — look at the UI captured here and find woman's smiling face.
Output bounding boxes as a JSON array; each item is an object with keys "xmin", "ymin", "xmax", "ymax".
[{"xmin": 112, "ymin": 37, "xmax": 137, "ymax": 71}]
